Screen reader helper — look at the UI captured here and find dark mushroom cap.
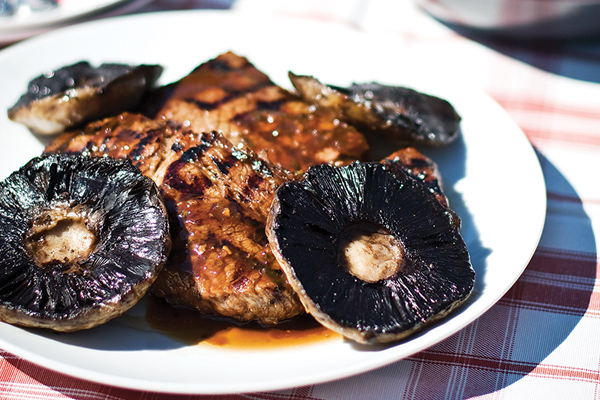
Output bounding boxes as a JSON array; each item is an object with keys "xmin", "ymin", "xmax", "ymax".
[
  {"xmin": 0, "ymin": 154, "xmax": 171, "ymax": 332},
  {"xmin": 266, "ymin": 162, "xmax": 474, "ymax": 344},
  {"xmin": 8, "ymin": 62, "xmax": 163, "ymax": 135},
  {"xmin": 288, "ymin": 72, "xmax": 461, "ymax": 148},
  {"xmin": 336, "ymin": 83, "xmax": 462, "ymax": 146}
]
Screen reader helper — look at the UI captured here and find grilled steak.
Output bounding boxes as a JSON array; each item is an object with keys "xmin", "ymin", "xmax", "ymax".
[
  {"xmin": 151, "ymin": 129, "xmax": 303, "ymax": 324},
  {"xmin": 45, "ymin": 113, "xmax": 304, "ymax": 325},
  {"xmin": 44, "ymin": 112, "xmax": 176, "ymax": 180},
  {"xmin": 144, "ymin": 52, "xmax": 369, "ymax": 172}
]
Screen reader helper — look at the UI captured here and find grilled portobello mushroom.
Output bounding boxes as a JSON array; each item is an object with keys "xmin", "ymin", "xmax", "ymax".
[
  {"xmin": 289, "ymin": 73, "xmax": 461, "ymax": 147},
  {"xmin": 8, "ymin": 62, "xmax": 163, "ymax": 135},
  {"xmin": 0, "ymin": 154, "xmax": 171, "ymax": 332},
  {"xmin": 266, "ymin": 162, "xmax": 474, "ymax": 344}
]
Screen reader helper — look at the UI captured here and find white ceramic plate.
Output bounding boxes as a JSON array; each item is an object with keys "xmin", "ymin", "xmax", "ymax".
[
  {"xmin": 0, "ymin": 11, "xmax": 546, "ymax": 395},
  {"xmin": 0, "ymin": 0, "xmax": 151, "ymax": 43}
]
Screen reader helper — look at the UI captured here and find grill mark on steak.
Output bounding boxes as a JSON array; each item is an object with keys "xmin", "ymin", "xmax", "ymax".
[
  {"xmin": 254, "ymin": 99, "xmax": 286, "ymax": 111},
  {"xmin": 184, "ymin": 81, "xmax": 277, "ymax": 112},
  {"xmin": 211, "ymin": 153, "xmax": 238, "ymax": 176},
  {"xmin": 44, "ymin": 112, "xmax": 175, "ymax": 179},
  {"xmin": 154, "ymin": 129, "xmax": 297, "ymax": 224},
  {"xmin": 163, "ymin": 155, "xmax": 213, "ymax": 198},
  {"xmin": 188, "ymin": 99, "xmax": 220, "ymax": 111}
]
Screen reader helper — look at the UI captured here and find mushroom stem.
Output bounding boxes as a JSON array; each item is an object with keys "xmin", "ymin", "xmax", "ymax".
[
  {"xmin": 338, "ymin": 221, "xmax": 404, "ymax": 283},
  {"xmin": 25, "ymin": 204, "xmax": 98, "ymax": 271}
]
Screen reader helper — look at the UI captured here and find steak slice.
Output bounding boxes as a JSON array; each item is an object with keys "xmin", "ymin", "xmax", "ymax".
[
  {"xmin": 144, "ymin": 51, "xmax": 369, "ymax": 172},
  {"xmin": 151, "ymin": 128, "xmax": 303, "ymax": 324},
  {"xmin": 45, "ymin": 113, "xmax": 304, "ymax": 325}
]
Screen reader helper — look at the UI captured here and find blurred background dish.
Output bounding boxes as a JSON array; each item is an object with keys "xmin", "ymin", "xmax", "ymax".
[
  {"xmin": 416, "ymin": 0, "xmax": 600, "ymax": 39},
  {"xmin": 0, "ymin": 0, "xmax": 59, "ymax": 17},
  {"xmin": 0, "ymin": 0, "xmax": 152, "ymax": 44}
]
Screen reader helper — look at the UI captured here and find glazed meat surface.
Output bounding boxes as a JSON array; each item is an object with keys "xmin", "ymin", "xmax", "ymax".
[
  {"xmin": 45, "ymin": 113, "xmax": 304, "ymax": 325},
  {"xmin": 144, "ymin": 52, "xmax": 369, "ymax": 172}
]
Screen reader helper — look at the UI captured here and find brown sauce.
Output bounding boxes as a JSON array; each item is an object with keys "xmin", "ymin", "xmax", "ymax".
[{"xmin": 145, "ymin": 296, "xmax": 342, "ymax": 349}]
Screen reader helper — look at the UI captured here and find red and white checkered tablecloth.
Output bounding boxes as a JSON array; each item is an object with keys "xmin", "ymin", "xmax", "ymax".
[{"xmin": 1, "ymin": 0, "xmax": 599, "ymax": 399}]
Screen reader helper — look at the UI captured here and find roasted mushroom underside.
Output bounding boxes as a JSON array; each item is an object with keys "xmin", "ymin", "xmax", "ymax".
[
  {"xmin": 267, "ymin": 162, "xmax": 474, "ymax": 344},
  {"xmin": 0, "ymin": 154, "xmax": 171, "ymax": 332}
]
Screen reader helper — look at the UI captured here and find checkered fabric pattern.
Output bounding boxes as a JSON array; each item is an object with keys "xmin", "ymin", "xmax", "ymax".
[{"xmin": 1, "ymin": 1, "xmax": 599, "ymax": 399}]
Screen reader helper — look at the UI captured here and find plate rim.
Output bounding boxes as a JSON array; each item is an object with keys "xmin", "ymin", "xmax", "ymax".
[{"xmin": 0, "ymin": 10, "xmax": 547, "ymax": 394}]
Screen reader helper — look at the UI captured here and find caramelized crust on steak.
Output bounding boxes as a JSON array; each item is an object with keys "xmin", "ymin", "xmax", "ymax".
[
  {"xmin": 44, "ymin": 112, "xmax": 177, "ymax": 180},
  {"xmin": 145, "ymin": 52, "xmax": 369, "ymax": 172},
  {"xmin": 45, "ymin": 113, "xmax": 304, "ymax": 325}
]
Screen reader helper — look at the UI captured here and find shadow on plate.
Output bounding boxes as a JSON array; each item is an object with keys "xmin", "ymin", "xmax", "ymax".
[{"xmin": 396, "ymin": 151, "xmax": 596, "ymax": 398}]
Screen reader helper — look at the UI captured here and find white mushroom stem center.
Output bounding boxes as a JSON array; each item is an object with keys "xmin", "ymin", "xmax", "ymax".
[
  {"xmin": 25, "ymin": 204, "xmax": 98, "ymax": 270},
  {"xmin": 338, "ymin": 222, "xmax": 404, "ymax": 283}
]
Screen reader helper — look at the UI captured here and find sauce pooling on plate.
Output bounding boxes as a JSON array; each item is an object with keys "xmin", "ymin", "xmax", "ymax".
[{"xmin": 145, "ymin": 296, "xmax": 342, "ymax": 349}]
